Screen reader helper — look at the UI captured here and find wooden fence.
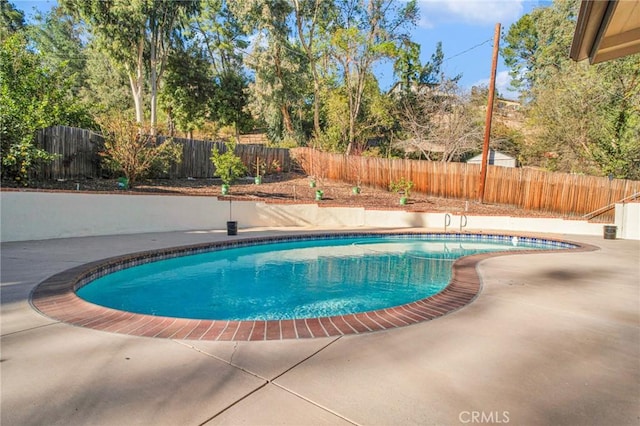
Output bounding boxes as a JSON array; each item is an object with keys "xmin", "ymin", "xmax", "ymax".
[
  {"xmin": 34, "ymin": 128, "xmax": 639, "ymax": 220},
  {"xmin": 291, "ymin": 147, "xmax": 640, "ymax": 221},
  {"xmin": 36, "ymin": 126, "xmax": 292, "ymax": 179},
  {"xmin": 37, "ymin": 126, "xmax": 104, "ymax": 179}
]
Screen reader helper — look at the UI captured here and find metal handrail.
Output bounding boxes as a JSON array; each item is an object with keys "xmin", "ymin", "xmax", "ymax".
[
  {"xmin": 582, "ymin": 192, "xmax": 640, "ymax": 220},
  {"xmin": 460, "ymin": 214, "xmax": 468, "ymax": 232},
  {"xmin": 444, "ymin": 213, "xmax": 452, "ymax": 232}
]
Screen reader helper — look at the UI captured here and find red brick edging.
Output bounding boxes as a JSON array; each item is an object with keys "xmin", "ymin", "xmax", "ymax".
[{"xmin": 30, "ymin": 233, "xmax": 597, "ymax": 341}]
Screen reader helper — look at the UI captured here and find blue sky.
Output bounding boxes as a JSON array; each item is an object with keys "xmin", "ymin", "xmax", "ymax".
[
  {"xmin": 14, "ymin": 0, "xmax": 553, "ymax": 99},
  {"xmin": 402, "ymin": 0, "xmax": 553, "ymax": 99}
]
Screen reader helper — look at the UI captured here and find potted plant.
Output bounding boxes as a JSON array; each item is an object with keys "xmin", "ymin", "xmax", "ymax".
[
  {"xmin": 309, "ymin": 176, "xmax": 317, "ymax": 188},
  {"xmin": 352, "ymin": 183, "xmax": 361, "ymax": 194},
  {"xmin": 315, "ymin": 189, "xmax": 324, "ymax": 201},
  {"xmin": 390, "ymin": 177, "xmax": 414, "ymax": 205},
  {"xmin": 210, "ymin": 141, "xmax": 247, "ymax": 195},
  {"xmin": 254, "ymin": 157, "xmax": 266, "ymax": 184}
]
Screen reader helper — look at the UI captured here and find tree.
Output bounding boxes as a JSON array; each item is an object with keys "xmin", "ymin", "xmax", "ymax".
[
  {"xmin": 0, "ymin": 32, "xmax": 93, "ymax": 183},
  {"xmin": 81, "ymin": 41, "xmax": 133, "ymax": 120},
  {"xmin": 502, "ymin": 0, "xmax": 579, "ymax": 97},
  {"xmin": 210, "ymin": 70, "xmax": 254, "ymax": 141},
  {"xmin": 530, "ymin": 58, "xmax": 640, "ymax": 178},
  {"xmin": 210, "ymin": 140, "xmax": 247, "ymax": 186},
  {"xmin": 191, "ymin": 0, "xmax": 247, "ymax": 76},
  {"xmin": 160, "ymin": 46, "xmax": 214, "ymax": 138},
  {"xmin": 0, "ymin": 0, "xmax": 25, "ymax": 41},
  {"xmin": 61, "ymin": 0, "xmax": 200, "ymax": 132},
  {"xmin": 231, "ymin": 0, "xmax": 310, "ymax": 143},
  {"xmin": 502, "ymin": 0, "xmax": 640, "ymax": 178},
  {"xmin": 501, "ymin": 13, "xmax": 537, "ymax": 93},
  {"xmin": 28, "ymin": 6, "xmax": 87, "ymax": 95},
  {"xmin": 394, "ymin": 79, "xmax": 482, "ymax": 162},
  {"xmin": 320, "ymin": 73, "xmax": 395, "ymax": 153},
  {"xmin": 329, "ymin": 0, "xmax": 418, "ymax": 153},
  {"xmin": 292, "ymin": 0, "xmax": 336, "ymax": 137}
]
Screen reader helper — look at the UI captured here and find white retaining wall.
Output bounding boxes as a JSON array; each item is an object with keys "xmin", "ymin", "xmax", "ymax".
[{"xmin": 0, "ymin": 191, "xmax": 622, "ymax": 242}]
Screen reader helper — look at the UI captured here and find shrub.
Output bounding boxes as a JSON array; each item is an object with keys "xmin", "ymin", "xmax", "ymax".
[
  {"xmin": 210, "ymin": 140, "xmax": 247, "ymax": 185},
  {"xmin": 390, "ymin": 177, "xmax": 414, "ymax": 198},
  {"xmin": 99, "ymin": 119, "xmax": 182, "ymax": 186}
]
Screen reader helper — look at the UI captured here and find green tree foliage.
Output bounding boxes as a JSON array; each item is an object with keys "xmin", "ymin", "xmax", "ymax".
[
  {"xmin": 161, "ymin": 47, "xmax": 214, "ymax": 138},
  {"xmin": 0, "ymin": 0, "xmax": 25, "ymax": 41},
  {"xmin": 502, "ymin": 0, "xmax": 640, "ymax": 179},
  {"xmin": 329, "ymin": 0, "xmax": 418, "ymax": 153},
  {"xmin": 319, "ymin": 73, "xmax": 395, "ymax": 153},
  {"xmin": 502, "ymin": 0, "xmax": 578, "ymax": 94},
  {"xmin": 231, "ymin": 0, "xmax": 311, "ymax": 144},
  {"xmin": 529, "ymin": 58, "xmax": 640, "ymax": 178},
  {"xmin": 61, "ymin": 0, "xmax": 200, "ymax": 131},
  {"xmin": 192, "ymin": 0, "xmax": 247, "ymax": 75},
  {"xmin": 29, "ymin": 6, "xmax": 87, "ymax": 95},
  {"xmin": 292, "ymin": 0, "xmax": 337, "ymax": 137},
  {"xmin": 189, "ymin": 0, "xmax": 253, "ymax": 139},
  {"xmin": 0, "ymin": 32, "xmax": 93, "ymax": 183},
  {"xmin": 210, "ymin": 70, "xmax": 254, "ymax": 140},
  {"xmin": 81, "ymin": 42, "xmax": 133, "ymax": 120},
  {"xmin": 6, "ymin": 0, "xmax": 522, "ymax": 170}
]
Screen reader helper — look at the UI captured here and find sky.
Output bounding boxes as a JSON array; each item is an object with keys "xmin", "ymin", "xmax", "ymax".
[{"xmin": 13, "ymin": 0, "xmax": 554, "ymax": 100}]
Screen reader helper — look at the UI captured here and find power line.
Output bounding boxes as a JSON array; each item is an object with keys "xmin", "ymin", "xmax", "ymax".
[{"xmin": 443, "ymin": 38, "xmax": 493, "ymax": 63}]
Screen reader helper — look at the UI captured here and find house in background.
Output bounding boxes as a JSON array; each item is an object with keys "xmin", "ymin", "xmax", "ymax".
[{"xmin": 467, "ymin": 149, "xmax": 517, "ymax": 168}]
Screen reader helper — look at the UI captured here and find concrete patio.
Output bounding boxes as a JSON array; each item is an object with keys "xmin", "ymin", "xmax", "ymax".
[{"xmin": 1, "ymin": 228, "xmax": 638, "ymax": 425}]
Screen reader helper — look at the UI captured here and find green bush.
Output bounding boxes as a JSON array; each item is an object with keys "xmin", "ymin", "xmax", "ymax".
[
  {"xmin": 1, "ymin": 33, "xmax": 94, "ymax": 184},
  {"xmin": 210, "ymin": 140, "xmax": 247, "ymax": 185},
  {"xmin": 390, "ymin": 177, "xmax": 414, "ymax": 198}
]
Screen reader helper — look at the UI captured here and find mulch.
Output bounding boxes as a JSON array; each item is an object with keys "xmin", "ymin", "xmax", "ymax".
[{"xmin": 1, "ymin": 172, "xmax": 564, "ymax": 218}]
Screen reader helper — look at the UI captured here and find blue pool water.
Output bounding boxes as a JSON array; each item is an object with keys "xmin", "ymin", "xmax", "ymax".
[{"xmin": 77, "ymin": 235, "xmax": 567, "ymax": 320}]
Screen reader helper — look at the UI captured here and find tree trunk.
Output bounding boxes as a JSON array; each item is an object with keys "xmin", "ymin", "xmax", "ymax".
[
  {"xmin": 127, "ymin": 39, "xmax": 144, "ymax": 124},
  {"xmin": 150, "ymin": 43, "xmax": 158, "ymax": 135},
  {"xmin": 273, "ymin": 44, "xmax": 294, "ymax": 137},
  {"xmin": 127, "ymin": 35, "xmax": 145, "ymax": 125},
  {"xmin": 312, "ymin": 76, "xmax": 321, "ymax": 136},
  {"xmin": 281, "ymin": 105, "xmax": 294, "ymax": 135}
]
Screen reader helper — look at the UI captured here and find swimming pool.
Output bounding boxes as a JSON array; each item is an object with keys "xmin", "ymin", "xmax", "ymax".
[
  {"xmin": 77, "ymin": 235, "xmax": 570, "ymax": 321},
  {"xmin": 31, "ymin": 232, "xmax": 586, "ymax": 340}
]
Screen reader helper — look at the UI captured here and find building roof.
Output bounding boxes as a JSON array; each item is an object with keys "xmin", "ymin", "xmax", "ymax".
[
  {"xmin": 570, "ymin": 0, "xmax": 640, "ymax": 64},
  {"xmin": 467, "ymin": 149, "xmax": 517, "ymax": 165}
]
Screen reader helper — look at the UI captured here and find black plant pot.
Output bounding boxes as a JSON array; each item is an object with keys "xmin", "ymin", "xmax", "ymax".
[{"xmin": 227, "ymin": 221, "xmax": 237, "ymax": 236}]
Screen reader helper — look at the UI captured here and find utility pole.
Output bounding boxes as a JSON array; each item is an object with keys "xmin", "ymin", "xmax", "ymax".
[{"xmin": 478, "ymin": 23, "xmax": 501, "ymax": 203}]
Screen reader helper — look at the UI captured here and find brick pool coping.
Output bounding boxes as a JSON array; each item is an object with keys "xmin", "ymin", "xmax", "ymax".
[{"xmin": 30, "ymin": 232, "xmax": 598, "ymax": 341}]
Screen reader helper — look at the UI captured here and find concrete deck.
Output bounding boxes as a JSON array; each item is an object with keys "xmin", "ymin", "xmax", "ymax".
[{"xmin": 1, "ymin": 228, "xmax": 638, "ymax": 425}]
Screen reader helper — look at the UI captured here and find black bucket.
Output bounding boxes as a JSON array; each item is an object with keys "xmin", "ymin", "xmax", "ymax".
[
  {"xmin": 603, "ymin": 225, "xmax": 617, "ymax": 240},
  {"xmin": 227, "ymin": 221, "xmax": 237, "ymax": 236}
]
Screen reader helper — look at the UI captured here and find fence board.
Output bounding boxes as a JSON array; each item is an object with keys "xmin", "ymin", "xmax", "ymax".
[
  {"xmin": 291, "ymin": 147, "xmax": 640, "ymax": 220},
  {"xmin": 37, "ymin": 126, "xmax": 292, "ymax": 180}
]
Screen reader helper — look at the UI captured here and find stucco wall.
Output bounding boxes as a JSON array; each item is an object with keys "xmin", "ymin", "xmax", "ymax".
[
  {"xmin": 0, "ymin": 191, "xmax": 618, "ymax": 242},
  {"xmin": 615, "ymin": 202, "xmax": 640, "ymax": 240}
]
